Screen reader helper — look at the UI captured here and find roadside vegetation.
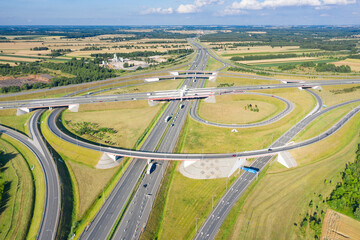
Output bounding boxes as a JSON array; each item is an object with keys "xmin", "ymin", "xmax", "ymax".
[
  {"xmin": 198, "ymin": 94, "xmax": 286, "ymax": 125},
  {"xmin": 0, "ymin": 139, "xmax": 33, "ymax": 240},
  {"xmin": 181, "ymin": 88, "xmax": 314, "ymax": 153},
  {"xmin": 63, "ymin": 100, "xmax": 162, "ymax": 149},
  {"xmin": 216, "ymin": 112, "xmax": 360, "ymax": 240},
  {"xmin": 0, "ymin": 109, "xmax": 33, "ymax": 136},
  {"xmin": 0, "ymin": 135, "xmax": 45, "ymax": 240}
]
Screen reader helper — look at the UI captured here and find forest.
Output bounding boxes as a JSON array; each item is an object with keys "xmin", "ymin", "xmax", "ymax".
[
  {"xmin": 327, "ymin": 143, "xmax": 360, "ymax": 220},
  {"xmin": 0, "ymin": 58, "xmax": 116, "ymax": 93}
]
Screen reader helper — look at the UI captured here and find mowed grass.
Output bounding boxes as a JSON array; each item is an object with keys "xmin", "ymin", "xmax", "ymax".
[
  {"xmin": 97, "ymin": 79, "xmax": 181, "ymax": 96},
  {"xmin": 293, "ymin": 102, "xmax": 360, "ymax": 142},
  {"xmin": 39, "ymin": 110, "xmax": 130, "ymax": 230},
  {"xmin": 157, "ymin": 163, "xmax": 234, "ymax": 240},
  {"xmin": 317, "ymin": 84, "xmax": 360, "ymax": 107},
  {"xmin": 205, "ymin": 57, "xmax": 225, "ymax": 71},
  {"xmin": 0, "ymin": 135, "xmax": 45, "ymax": 240},
  {"xmin": 181, "ymin": 88, "xmax": 315, "ymax": 153},
  {"xmin": 321, "ymin": 209, "xmax": 360, "ymax": 240},
  {"xmin": 65, "ymin": 158, "xmax": 121, "ymax": 219},
  {"xmin": 63, "ymin": 100, "xmax": 162, "ymax": 149},
  {"xmin": 206, "ymin": 76, "xmax": 279, "ymax": 88},
  {"xmin": 0, "ymin": 138, "xmax": 34, "ymax": 240},
  {"xmin": 198, "ymin": 94, "xmax": 286, "ymax": 124},
  {"xmin": 0, "ymin": 109, "xmax": 33, "ymax": 136},
  {"xmin": 40, "ymin": 111, "xmax": 102, "ymax": 167},
  {"xmin": 216, "ymin": 112, "xmax": 360, "ymax": 240}
]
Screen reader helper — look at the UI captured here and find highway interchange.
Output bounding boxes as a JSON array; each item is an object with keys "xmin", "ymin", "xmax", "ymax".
[{"xmin": 0, "ymin": 38, "xmax": 359, "ymax": 239}]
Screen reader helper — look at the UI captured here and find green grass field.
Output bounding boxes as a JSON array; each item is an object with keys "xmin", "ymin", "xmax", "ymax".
[
  {"xmin": 293, "ymin": 102, "xmax": 360, "ymax": 142},
  {"xmin": 154, "ymin": 163, "xmax": 236, "ymax": 240},
  {"xmin": 0, "ymin": 109, "xmax": 33, "ymax": 136},
  {"xmin": 181, "ymin": 88, "xmax": 315, "ymax": 153},
  {"xmin": 63, "ymin": 100, "xmax": 162, "ymax": 149},
  {"xmin": 205, "ymin": 57, "xmax": 225, "ymax": 71},
  {"xmin": 252, "ymin": 59, "xmax": 335, "ymax": 67},
  {"xmin": 198, "ymin": 94, "xmax": 286, "ymax": 125},
  {"xmin": 206, "ymin": 76, "xmax": 279, "ymax": 88},
  {"xmin": 317, "ymin": 85, "xmax": 360, "ymax": 107},
  {"xmin": 97, "ymin": 78, "xmax": 181, "ymax": 96},
  {"xmin": 216, "ymin": 111, "xmax": 360, "ymax": 240},
  {"xmin": 0, "ymin": 138, "xmax": 34, "ymax": 240},
  {"xmin": 0, "ymin": 135, "xmax": 45, "ymax": 240}
]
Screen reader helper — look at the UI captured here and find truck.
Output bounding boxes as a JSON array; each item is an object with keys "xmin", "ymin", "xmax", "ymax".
[
  {"xmin": 240, "ymin": 166, "xmax": 259, "ymax": 174},
  {"xmin": 147, "ymin": 163, "xmax": 154, "ymax": 174},
  {"xmin": 165, "ymin": 116, "xmax": 172, "ymax": 123}
]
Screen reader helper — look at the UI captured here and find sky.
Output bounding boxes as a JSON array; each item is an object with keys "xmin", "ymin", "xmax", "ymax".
[{"xmin": 0, "ymin": 0, "xmax": 359, "ymax": 25}]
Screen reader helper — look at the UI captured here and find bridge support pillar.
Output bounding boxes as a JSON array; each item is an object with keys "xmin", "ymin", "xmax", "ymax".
[
  {"xmin": 204, "ymin": 95, "xmax": 216, "ymax": 103},
  {"xmin": 277, "ymin": 151, "xmax": 297, "ymax": 168},
  {"xmin": 228, "ymin": 157, "xmax": 247, "ymax": 177},
  {"xmin": 312, "ymin": 86, "xmax": 322, "ymax": 90},
  {"xmin": 16, "ymin": 107, "xmax": 32, "ymax": 116},
  {"xmin": 148, "ymin": 100, "xmax": 159, "ymax": 107},
  {"xmin": 68, "ymin": 104, "xmax": 79, "ymax": 112},
  {"xmin": 209, "ymin": 76, "xmax": 216, "ymax": 82},
  {"xmin": 96, "ymin": 153, "xmax": 123, "ymax": 169}
]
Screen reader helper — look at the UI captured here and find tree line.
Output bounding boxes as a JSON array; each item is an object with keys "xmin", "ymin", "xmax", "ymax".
[
  {"xmin": 0, "ymin": 58, "xmax": 116, "ymax": 93},
  {"xmin": 230, "ymin": 53, "xmax": 298, "ymax": 61},
  {"xmin": 327, "ymin": 143, "xmax": 360, "ymax": 220}
]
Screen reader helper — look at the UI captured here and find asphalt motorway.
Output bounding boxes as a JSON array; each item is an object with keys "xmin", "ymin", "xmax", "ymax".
[
  {"xmin": 1, "ymin": 78, "xmax": 360, "ymax": 110},
  {"xmin": 79, "ymin": 39, "xmax": 207, "ymax": 240},
  {"xmin": 111, "ymin": 38, "xmax": 209, "ymax": 240},
  {"xmin": 0, "ymin": 110, "xmax": 60, "ymax": 240},
  {"xmin": 194, "ymin": 93, "xmax": 358, "ymax": 240}
]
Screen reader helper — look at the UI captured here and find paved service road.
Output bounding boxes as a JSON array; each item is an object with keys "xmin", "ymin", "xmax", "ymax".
[{"xmin": 0, "ymin": 110, "xmax": 60, "ymax": 240}]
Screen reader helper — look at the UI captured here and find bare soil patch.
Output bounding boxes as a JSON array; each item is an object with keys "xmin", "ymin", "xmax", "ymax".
[
  {"xmin": 0, "ymin": 74, "xmax": 52, "ymax": 87},
  {"xmin": 321, "ymin": 209, "xmax": 360, "ymax": 240}
]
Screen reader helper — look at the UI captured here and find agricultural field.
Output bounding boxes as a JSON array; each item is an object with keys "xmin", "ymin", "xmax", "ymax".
[
  {"xmin": 216, "ymin": 112, "xmax": 360, "ymax": 240},
  {"xmin": 333, "ymin": 58, "xmax": 360, "ymax": 71},
  {"xmin": 198, "ymin": 94, "xmax": 286, "ymax": 125},
  {"xmin": 321, "ymin": 209, "xmax": 360, "ymax": 240}
]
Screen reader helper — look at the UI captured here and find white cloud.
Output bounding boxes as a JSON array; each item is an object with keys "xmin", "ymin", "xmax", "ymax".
[
  {"xmin": 220, "ymin": 0, "xmax": 357, "ymax": 15},
  {"xmin": 218, "ymin": 8, "xmax": 248, "ymax": 15},
  {"xmin": 141, "ymin": 7, "xmax": 173, "ymax": 15},
  {"xmin": 177, "ymin": 4, "xmax": 199, "ymax": 13},
  {"xmin": 231, "ymin": 0, "xmax": 263, "ymax": 9},
  {"xmin": 323, "ymin": 0, "xmax": 356, "ymax": 4}
]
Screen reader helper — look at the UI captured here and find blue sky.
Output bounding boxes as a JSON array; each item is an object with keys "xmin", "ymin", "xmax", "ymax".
[{"xmin": 0, "ymin": 0, "xmax": 359, "ymax": 25}]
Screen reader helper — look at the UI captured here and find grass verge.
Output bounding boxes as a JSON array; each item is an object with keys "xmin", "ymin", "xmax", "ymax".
[
  {"xmin": 0, "ymin": 135, "xmax": 45, "ymax": 240},
  {"xmin": 0, "ymin": 138, "xmax": 34, "ymax": 240},
  {"xmin": 215, "ymin": 112, "xmax": 360, "ymax": 240}
]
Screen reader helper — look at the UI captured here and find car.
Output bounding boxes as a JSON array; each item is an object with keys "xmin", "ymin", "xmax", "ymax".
[
  {"xmin": 268, "ymin": 148, "xmax": 272, "ymax": 151},
  {"xmin": 232, "ymin": 154, "xmax": 236, "ymax": 157},
  {"xmin": 143, "ymin": 184, "xmax": 148, "ymax": 188}
]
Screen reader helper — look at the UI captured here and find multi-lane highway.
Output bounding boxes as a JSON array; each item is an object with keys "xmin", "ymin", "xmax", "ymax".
[
  {"xmin": 78, "ymin": 38, "xmax": 208, "ymax": 240},
  {"xmin": 0, "ymin": 36, "xmax": 359, "ymax": 240},
  {"xmin": 1, "ymin": 78, "xmax": 360, "ymax": 110},
  {"xmin": 0, "ymin": 110, "xmax": 60, "ymax": 240},
  {"xmin": 194, "ymin": 95, "xmax": 359, "ymax": 240}
]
